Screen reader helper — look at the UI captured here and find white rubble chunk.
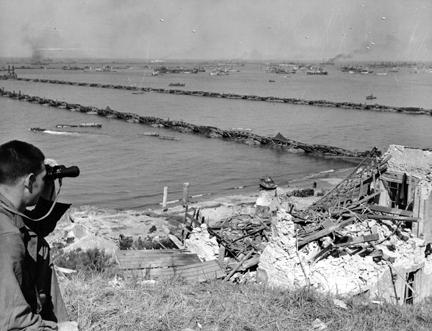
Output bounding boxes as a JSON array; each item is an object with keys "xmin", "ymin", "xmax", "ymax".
[{"xmin": 184, "ymin": 224, "xmax": 219, "ymax": 261}]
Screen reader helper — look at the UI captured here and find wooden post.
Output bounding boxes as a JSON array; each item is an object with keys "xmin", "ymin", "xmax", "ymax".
[
  {"xmin": 162, "ymin": 186, "xmax": 168, "ymax": 212},
  {"xmin": 412, "ymin": 187, "xmax": 421, "ymax": 237},
  {"xmin": 182, "ymin": 182, "xmax": 190, "ymax": 206},
  {"xmin": 183, "ymin": 182, "xmax": 191, "ymax": 231},
  {"xmin": 218, "ymin": 245, "xmax": 226, "ymax": 266}
]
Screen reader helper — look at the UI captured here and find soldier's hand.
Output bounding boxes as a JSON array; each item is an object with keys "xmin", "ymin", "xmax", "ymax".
[{"xmin": 41, "ymin": 158, "xmax": 59, "ymax": 200}]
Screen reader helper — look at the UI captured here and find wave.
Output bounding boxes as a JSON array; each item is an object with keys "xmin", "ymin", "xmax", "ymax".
[
  {"xmin": 30, "ymin": 128, "xmax": 81, "ymax": 136},
  {"xmin": 44, "ymin": 130, "xmax": 81, "ymax": 136}
]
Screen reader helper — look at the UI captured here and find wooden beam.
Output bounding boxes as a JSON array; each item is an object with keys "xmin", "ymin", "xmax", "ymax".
[
  {"xmin": 365, "ymin": 204, "xmax": 413, "ymax": 217},
  {"xmin": 357, "ymin": 213, "xmax": 418, "ymax": 223},
  {"xmin": 298, "ymin": 218, "xmax": 355, "ymax": 248},
  {"xmin": 381, "ymin": 172, "xmax": 405, "ymax": 184},
  {"xmin": 224, "ymin": 251, "xmax": 254, "ymax": 281}
]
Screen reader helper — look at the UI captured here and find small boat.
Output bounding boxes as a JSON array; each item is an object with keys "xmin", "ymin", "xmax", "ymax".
[
  {"xmin": 306, "ymin": 69, "xmax": 328, "ymax": 75},
  {"xmin": 366, "ymin": 94, "xmax": 377, "ymax": 100},
  {"xmin": 79, "ymin": 122, "xmax": 102, "ymax": 128},
  {"xmin": 158, "ymin": 135, "xmax": 180, "ymax": 141},
  {"xmin": 30, "ymin": 127, "xmax": 46, "ymax": 132},
  {"xmin": 140, "ymin": 132, "xmax": 159, "ymax": 137},
  {"xmin": 268, "ymin": 79, "xmax": 275, "ymax": 83},
  {"xmin": 168, "ymin": 82, "xmax": 185, "ymax": 87}
]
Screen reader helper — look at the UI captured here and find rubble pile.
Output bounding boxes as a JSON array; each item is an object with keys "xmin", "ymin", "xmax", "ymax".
[
  {"xmin": 256, "ymin": 150, "xmax": 432, "ymax": 302},
  {"xmin": 184, "ymin": 224, "xmax": 219, "ymax": 261},
  {"xmin": 259, "ymin": 208, "xmax": 427, "ymax": 297},
  {"xmin": 208, "ymin": 214, "xmax": 270, "ymax": 257}
]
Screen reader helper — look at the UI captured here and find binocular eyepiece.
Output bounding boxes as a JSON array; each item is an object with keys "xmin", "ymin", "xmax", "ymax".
[{"xmin": 45, "ymin": 165, "xmax": 80, "ymax": 180}]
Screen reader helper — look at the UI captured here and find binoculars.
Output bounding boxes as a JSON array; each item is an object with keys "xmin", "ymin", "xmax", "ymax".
[{"xmin": 45, "ymin": 165, "xmax": 80, "ymax": 180}]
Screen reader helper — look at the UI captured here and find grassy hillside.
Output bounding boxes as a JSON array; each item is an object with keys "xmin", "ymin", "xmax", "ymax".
[{"xmin": 60, "ymin": 269, "xmax": 432, "ymax": 331}]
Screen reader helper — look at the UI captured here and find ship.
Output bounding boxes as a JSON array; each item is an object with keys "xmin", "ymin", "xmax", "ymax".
[
  {"xmin": 168, "ymin": 82, "xmax": 186, "ymax": 87},
  {"xmin": 366, "ymin": 94, "xmax": 377, "ymax": 100},
  {"xmin": 306, "ymin": 69, "xmax": 328, "ymax": 75}
]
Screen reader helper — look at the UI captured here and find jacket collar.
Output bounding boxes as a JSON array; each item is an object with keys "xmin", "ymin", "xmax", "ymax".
[{"xmin": 0, "ymin": 192, "xmax": 26, "ymax": 229}]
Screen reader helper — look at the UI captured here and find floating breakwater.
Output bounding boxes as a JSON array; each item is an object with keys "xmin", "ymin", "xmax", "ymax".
[
  {"xmin": 2, "ymin": 76, "xmax": 432, "ymax": 116},
  {"xmin": 0, "ymin": 87, "xmax": 379, "ymax": 160}
]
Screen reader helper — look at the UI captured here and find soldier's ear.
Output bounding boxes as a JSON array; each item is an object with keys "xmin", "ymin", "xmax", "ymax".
[{"xmin": 24, "ymin": 173, "xmax": 35, "ymax": 193}]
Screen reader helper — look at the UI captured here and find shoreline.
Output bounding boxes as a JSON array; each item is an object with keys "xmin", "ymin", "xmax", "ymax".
[
  {"xmin": 71, "ymin": 166, "xmax": 353, "ymax": 212},
  {"xmin": 52, "ymin": 166, "xmax": 353, "ymax": 248},
  {"xmin": 150, "ymin": 166, "xmax": 353, "ymax": 212}
]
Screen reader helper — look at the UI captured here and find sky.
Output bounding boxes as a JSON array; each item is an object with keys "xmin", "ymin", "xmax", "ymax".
[{"xmin": 1, "ymin": 0, "xmax": 432, "ymax": 62}]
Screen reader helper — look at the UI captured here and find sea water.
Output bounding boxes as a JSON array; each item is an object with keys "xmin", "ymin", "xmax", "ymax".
[{"xmin": 1, "ymin": 64, "xmax": 431, "ymax": 209}]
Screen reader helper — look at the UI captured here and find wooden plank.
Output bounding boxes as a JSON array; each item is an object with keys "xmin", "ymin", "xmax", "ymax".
[
  {"xmin": 130, "ymin": 265, "xmax": 223, "ymax": 279},
  {"xmin": 116, "ymin": 249, "xmax": 188, "ymax": 256},
  {"xmin": 381, "ymin": 172, "xmax": 404, "ymax": 184},
  {"xmin": 117, "ymin": 252, "xmax": 197, "ymax": 261},
  {"xmin": 224, "ymin": 251, "xmax": 253, "ymax": 281},
  {"xmin": 358, "ymin": 213, "xmax": 418, "ymax": 223},
  {"xmin": 168, "ymin": 234, "xmax": 185, "ymax": 249},
  {"xmin": 298, "ymin": 218, "xmax": 355, "ymax": 248},
  {"xmin": 117, "ymin": 253, "xmax": 201, "ymax": 269},
  {"xmin": 126, "ymin": 260, "xmax": 225, "ymax": 282},
  {"xmin": 347, "ymin": 191, "xmax": 381, "ymax": 208},
  {"xmin": 365, "ymin": 204, "xmax": 413, "ymax": 217},
  {"xmin": 118, "ymin": 254, "xmax": 200, "ymax": 268}
]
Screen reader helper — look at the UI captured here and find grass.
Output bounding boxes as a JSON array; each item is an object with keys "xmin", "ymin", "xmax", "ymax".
[{"xmin": 60, "ymin": 269, "xmax": 432, "ymax": 331}]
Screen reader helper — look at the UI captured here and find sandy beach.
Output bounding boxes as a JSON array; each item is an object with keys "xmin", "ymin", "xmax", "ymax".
[{"xmin": 48, "ymin": 166, "xmax": 353, "ymax": 252}]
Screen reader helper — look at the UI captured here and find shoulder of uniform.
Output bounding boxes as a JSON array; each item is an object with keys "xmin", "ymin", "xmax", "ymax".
[{"xmin": 0, "ymin": 212, "xmax": 21, "ymax": 236}]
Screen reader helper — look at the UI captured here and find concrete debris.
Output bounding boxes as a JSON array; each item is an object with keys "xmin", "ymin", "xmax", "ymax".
[
  {"xmin": 184, "ymin": 224, "xmax": 219, "ymax": 261},
  {"xmin": 333, "ymin": 298, "xmax": 348, "ymax": 309},
  {"xmin": 255, "ymin": 146, "xmax": 432, "ymax": 303},
  {"xmin": 311, "ymin": 318, "xmax": 328, "ymax": 331}
]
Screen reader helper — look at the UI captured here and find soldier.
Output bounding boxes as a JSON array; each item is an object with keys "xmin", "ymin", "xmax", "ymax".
[{"xmin": 0, "ymin": 140, "xmax": 78, "ymax": 331}]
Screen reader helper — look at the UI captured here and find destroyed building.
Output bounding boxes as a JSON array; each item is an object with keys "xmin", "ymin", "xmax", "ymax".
[
  {"xmin": 62, "ymin": 145, "xmax": 432, "ymax": 305},
  {"xmin": 258, "ymin": 145, "xmax": 432, "ymax": 304}
]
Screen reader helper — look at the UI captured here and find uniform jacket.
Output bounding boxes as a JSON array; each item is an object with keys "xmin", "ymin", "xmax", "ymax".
[{"xmin": 0, "ymin": 194, "xmax": 70, "ymax": 330}]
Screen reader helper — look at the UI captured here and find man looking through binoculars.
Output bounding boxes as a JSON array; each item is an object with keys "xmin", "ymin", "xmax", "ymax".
[{"xmin": 0, "ymin": 140, "xmax": 79, "ymax": 331}]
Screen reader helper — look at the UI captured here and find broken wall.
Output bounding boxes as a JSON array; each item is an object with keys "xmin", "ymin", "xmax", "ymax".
[
  {"xmin": 258, "ymin": 210, "xmax": 432, "ymax": 302},
  {"xmin": 381, "ymin": 145, "xmax": 432, "ymax": 242}
]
